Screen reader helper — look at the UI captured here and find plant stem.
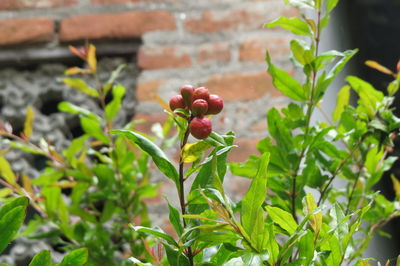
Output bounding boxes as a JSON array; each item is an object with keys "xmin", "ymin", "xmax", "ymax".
[
  {"xmin": 178, "ymin": 117, "xmax": 194, "ymax": 266},
  {"xmin": 290, "ymin": 6, "xmax": 322, "ymax": 223},
  {"xmin": 317, "ymin": 135, "xmax": 365, "ymax": 206},
  {"xmin": 344, "ymin": 161, "xmax": 364, "ymax": 216}
]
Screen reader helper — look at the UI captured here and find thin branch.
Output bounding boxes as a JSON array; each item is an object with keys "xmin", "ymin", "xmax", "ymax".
[
  {"xmin": 317, "ymin": 135, "xmax": 365, "ymax": 206},
  {"xmin": 177, "ymin": 116, "xmax": 194, "ymax": 266}
]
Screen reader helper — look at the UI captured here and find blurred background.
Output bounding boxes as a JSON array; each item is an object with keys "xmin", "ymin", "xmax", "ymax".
[{"xmin": 0, "ymin": 0, "xmax": 399, "ymax": 264}]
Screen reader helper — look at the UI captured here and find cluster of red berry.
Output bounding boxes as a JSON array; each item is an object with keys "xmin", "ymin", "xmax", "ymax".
[{"xmin": 169, "ymin": 85, "xmax": 224, "ymax": 139}]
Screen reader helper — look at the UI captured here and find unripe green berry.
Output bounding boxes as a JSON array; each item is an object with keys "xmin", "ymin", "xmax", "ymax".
[
  {"xmin": 191, "ymin": 99, "xmax": 208, "ymax": 117},
  {"xmin": 206, "ymin": 94, "xmax": 224, "ymax": 115},
  {"xmin": 189, "ymin": 117, "xmax": 212, "ymax": 139}
]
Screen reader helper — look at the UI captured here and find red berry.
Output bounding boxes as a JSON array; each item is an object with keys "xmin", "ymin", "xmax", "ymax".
[
  {"xmin": 189, "ymin": 117, "xmax": 212, "ymax": 139},
  {"xmin": 206, "ymin": 94, "xmax": 224, "ymax": 115},
  {"xmin": 192, "ymin": 87, "xmax": 210, "ymax": 102},
  {"xmin": 169, "ymin": 95, "xmax": 186, "ymax": 111},
  {"xmin": 180, "ymin": 85, "xmax": 195, "ymax": 107},
  {"xmin": 191, "ymin": 99, "xmax": 208, "ymax": 117}
]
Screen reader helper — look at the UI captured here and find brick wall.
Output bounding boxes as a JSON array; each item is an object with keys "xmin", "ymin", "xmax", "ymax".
[{"xmin": 0, "ymin": 0, "xmax": 294, "ymax": 229}]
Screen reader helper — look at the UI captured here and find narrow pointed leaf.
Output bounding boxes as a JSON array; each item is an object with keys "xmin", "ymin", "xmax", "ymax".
[
  {"xmin": 132, "ymin": 226, "xmax": 178, "ymax": 247},
  {"xmin": 265, "ymin": 206, "xmax": 297, "ymax": 235},
  {"xmin": 326, "ymin": 0, "xmax": 339, "ymax": 12},
  {"xmin": 305, "ymin": 193, "xmax": 322, "ymax": 234},
  {"xmin": 59, "ymin": 248, "xmax": 88, "ymax": 266},
  {"xmin": 365, "ymin": 60, "xmax": 393, "ymax": 75},
  {"xmin": 23, "ymin": 106, "xmax": 34, "ymax": 139},
  {"xmin": 182, "ymin": 141, "xmax": 211, "ymax": 163},
  {"xmin": 105, "ymin": 84, "xmax": 126, "ymax": 120},
  {"xmin": 266, "ymin": 54, "xmax": 306, "ymax": 101},
  {"xmin": 0, "ymin": 205, "xmax": 27, "ymax": 253},
  {"xmin": 61, "ymin": 78, "xmax": 98, "ymax": 97},
  {"xmin": 333, "ymin": 85, "xmax": 350, "ymax": 122},
  {"xmin": 110, "ymin": 130, "xmax": 179, "ymax": 184},
  {"xmin": 29, "ymin": 250, "xmax": 51, "ymax": 266},
  {"xmin": 266, "ymin": 17, "xmax": 311, "ymax": 36},
  {"xmin": 0, "ymin": 156, "xmax": 16, "ymax": 185},
  {"xmin": 241, "ymin": 153, "xmax": 270, "ymax": 237}
]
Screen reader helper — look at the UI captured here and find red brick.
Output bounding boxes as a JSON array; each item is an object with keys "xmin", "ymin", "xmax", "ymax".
[
  {"xmin": 91, "ymin": 0, "xmax": 173, "ymax": 3},
  {"xmin": 134, "ymin": 113, "xmax": 168, "ymax": 135},
  {"xmin": 138, "ymin": 46, "xmax": 191, "ymax": 70},
  {"xmin": 136, "ymin": 80, "xmax": 165, "ymax": 101},
  {"xmin": 197, "ymin": 42, "xmax": 230, "ymax": 64},
  {"xmin": 0, "ymin": 18, "xmax": 54, "ymax": 46},
  {"xmin": 185, "ymin": 8, "xmax": 265, "ymax": 33},
  {"xmin": 59, "ymin": 11, "xmax": 176, "ymax": 42},
  {"xmin": 229, "ymin": 138, "xmax": 260, "ymax": 162},
  {"xmin": 91, "ymin": 0, "xmax": 134, "ymax": 3},
  {"xmin": 204, "ymin": 72, "xmax": 281, "ymax": 102},
  {"xmin": 0, "ymin": 0, "xmax": 76, "ymax": 9},
  {"xmin": 239, "ymin": 37, "xmax": 290, "ymax": 62}
]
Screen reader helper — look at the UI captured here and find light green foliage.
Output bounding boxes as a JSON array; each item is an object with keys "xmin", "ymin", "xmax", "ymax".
[
  {"xmin": 0, "ymin": 197, "xmax": 28, "ymax": 253},
  {"xmin": 0, "ymin": 47, "xmax": 177, "ymax": 265},
  {"xmin": 1, "ymin": 0, "xmax": 399, "ymax": 264}
]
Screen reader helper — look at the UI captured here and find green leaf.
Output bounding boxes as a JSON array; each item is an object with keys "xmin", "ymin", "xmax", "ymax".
[
  {"xmin": 0, "ymin": 156, "xmax": 16, "ymax": 185},
  {"xmin": 329, "ymin": 203, "xmax": 348, "ymax": 245},
  {"xmin": 333, "ymin": 85, "xmax": 351, "ymax": 122},
  {"xmin": 105, "ymin": 84, "xmax": 126, "ymax": 120},
  {"xmin": 321, "ymin": 234, "xmax": 341, "ymax": 266},
  {"xmin": 132, "ymin": 226, "xmax": 179, "ymax": 247},
  {"xmin": 80, "ymin": 116, "xmax": 110, "ymax": 144},
  {"xmin": 42, "ymin": 187, "xmax": 62, "ymax": 218},
  {"xmin": 23, "ymin": 106, "xmax": 34, "ymax": 139},
  {"xmin": 0, "ymin": 197, "xmax": 29, "ymax": 223},
  {"xmin": 163, "ymin": 243, "xmax": 190, "ymax": 266},
  {"xmin": 6, "ymin": 141, "xmax": 45, "ymax": 155},
  {"xmin": 326, "ymin": 0, "xmax": 339, "ymax": 12},
  {"xmin": 315, "ymin": 49, "xmax": 358, "ymax": 101},
  {"xmin": 284, "ymin": 0, "xmax": 314, "ymax": 9},
  {"xmin": 266, "ymin": 53, "xmax": 306, "ymax": 101},
  {"xmin": 265, "ymin": 206, "xmax": 297, "ymax": 235},
  {"xmin": 298, "ymin": 230, "xmax": 315, "ymax": 265},
  {"xmin": 182, "ymin": 141, "xmax": 211, "ymax": 163},
  {"xmin": 63, "ymin": 135, "xmax": 89, "ymax": 166},
  {"xmin": 241, "ymin": 153, "xmax": 269, "ymax": 242},
  {"xmin": 59, "ymin": 248, "xmax": 88, "ymax": 266},
  {"xmin": 266, "ymin": 17, "xmax": 311, "ymax": 36},
  {"xmin": 29, "ymin": 250, "xmax": 51, "ymax": 266},
  {"xmin": 304, "ymin": 193, "xmax": 322, "ymax": 234},
  {"xmin": 388, "ymin": 80, "xmax": 399, "ymax": 96},
  {"xmin": 168, "ymin": 203, "xmax": 184, "ymax": 236},
  {"xmin": 0, "ymin": 188, "xmax": 13, "ymax": 198},
  {"xmin": 290, "ymin": 40, "xmax": 314, "ymax": 65},
  {"xmin": 262, "ymin": 223, "xmax": 279, "ymax": 264},
  {"xmin": 0, "ymin": 200, "xmax": 28, "ymax": 253},
  {"xmin": 61, "ymin": 78, "xmax": 98, "ymax": 97},
  {"xmin": 110, "ymin": 130, "xmax": 179, "ymax": 184},
  {"xmin": 103, "ymin": 64, "xmax": 127, "ymax": 94},
  {"xmin": 58, "ymin": 102, "xmax": 101, "ymax": 121},
  {"xmin": 128, "ymin": 257, "xmax": 153, "ymax": 266},
  {"xmin": 100, "ymin": 200, "xmax": 116, "ymax": 223},
  {"xmin": 346, "ymin": 76, "xmax": 384, "ymax": 117}
]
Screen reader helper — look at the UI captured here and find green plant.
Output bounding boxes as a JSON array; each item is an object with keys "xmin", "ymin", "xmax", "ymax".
[
  {"xmin": 0, "ymin": 197, "xmax": 89, "ymax": 265},
  {"xmin": 0, "ymin": 45, "xmax": 176, "ymax": 265},
  {"xmin": 111, "ymin": 0, "xmax": 400, "ymax": 265},
  {"xmin": 1, "ymin": 0, "xmax": 400, "ymax": 264}
]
